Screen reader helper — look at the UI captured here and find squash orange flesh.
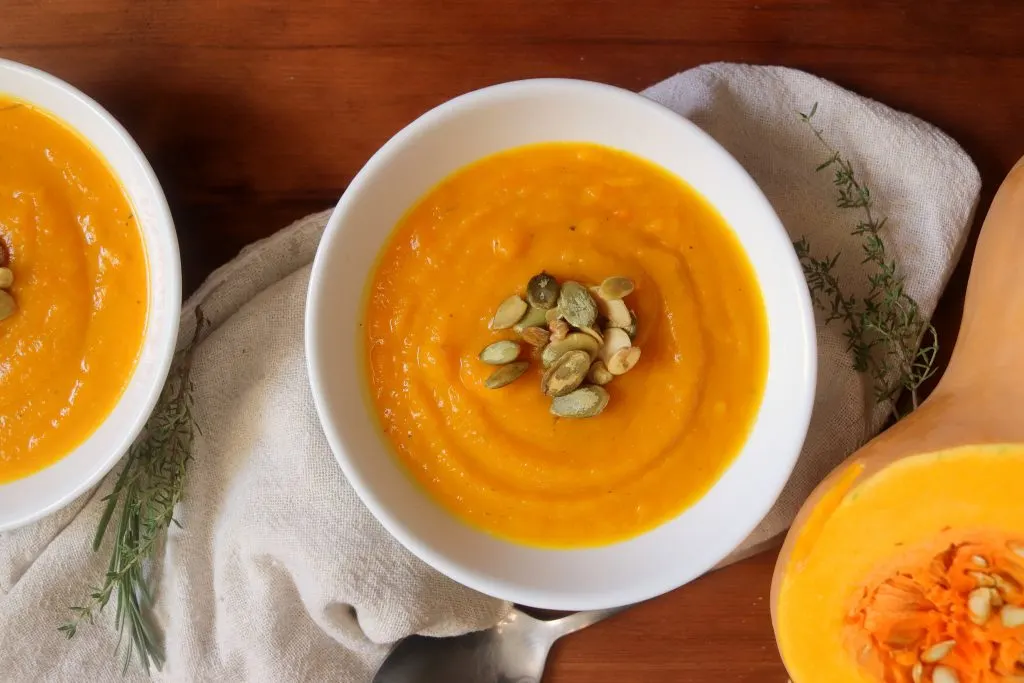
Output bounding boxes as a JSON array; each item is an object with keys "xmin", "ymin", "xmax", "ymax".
[{"xmin": 776, "ymin": 444, "xmax": 1024, "ymax": 682}]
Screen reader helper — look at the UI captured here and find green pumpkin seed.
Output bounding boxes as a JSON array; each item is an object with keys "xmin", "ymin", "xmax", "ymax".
[
  {"xmin": 541, "ymin": 332, "xmax": 600, "ymax": 368},
  {"xmin": 598, "ymin": 276, "xmax": 635, "ymax": 301},
  {"xmin": 521, "ymin": 326, "xmax": 550, "ymax": 348},
  {"xmin": 478, "ymin": 340, "xmax": 521, "ymax": 365},
  {"xmin": 0, "ymin": 290, "xmax": 14, "ymax": 321},
  {"xmin": 550, "ymin": 385, "xmax": 610, "ymax": 418},
  {"xmin": 526, "ymin": 272, "xmax": 560, "ymax": 310},
  {"xmin": 513, "ymin": 306, "xmax": 548, "ymax": 334},
  {"xmin": 587, "ymin": 360, "xmax": 614, "ymax": 386},
  {"xmin": 541, "ymin": 349, "xmax": 591, "ymax": 397},
  {"xmin": 0, "ymin": 267, "xmax": 12, "ymax": 289},
  {"xmin": 484, "ymin": 361, "xmax": 529, "ymax": 389},
  {"xmin": 557, "ymin": 281, "xmax": 597, "ymax": 328},
  {"xmin": 489, "ymin": 295, "xmax": 528, "ymax": 330}
]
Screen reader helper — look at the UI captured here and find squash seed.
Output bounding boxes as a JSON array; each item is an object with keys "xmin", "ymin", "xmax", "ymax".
[
  {"xmin": 920, "ymin": 640, "xmax": 956, "ymax": 663},
  {"xmin": 911, "ymin": 662, "xmax": 923, "ymax": 683},
  {"xmin": 489, "ymin": 295, "xmax": 528, "ymax": 330},
  {"xmin": 548, "ymin": 319, "xmax": 569, "ymax": 343},
  {"xmin": 1001, "ymin": 605, "xmax": 1024, "ymax": 628},
  {"xmin": 0, "ymin": 290, "xmax": 14, "ymax": 322},
  {"xmin": 513, "ymin": 306, "xmax": 548, "ymax": 334},
  {"xmin": 526, "ymin": 271, "xmax": 560, "ymax": 310},
  {"xmin": 478, "ymin": 340, "xmax": 521, "ymax": 365},
  {"xmin": 967, "ymin": 587, "xmax": 993, "ymax": 624},
  {"xmin": 541, "ymin": 350, "xmax": 590, "ymax": 397},
  {"xmin": 0, "ymin": 267, "xmax": 12, "ymax": 289},
  {"xmin": 587, "ymin": 359, "xmax": 614, "ymax": 386},
  {"xmin": 597, "ymin": 276, "xmax": 634, "ymax": 300},
  {"xmin": 484, "ymin": 361, "xmax": 529, "ymax": 389},
  {"xmin": 607, "ymin": 346, "xmax": 641, "ymax": 375},
  {"xmin": 604, "ymin": 298, "xmax": 631, "ymax": 329},
  {"xmin": 969, "ymin": 571, "xmax": 995, "ymax": 588},
  {"xmin": 556, "ymin": 281, "xmax": 597, "ymax": 328},
  {"xmin": 521, "ymin": 326, "xmax": 550, "ymax": 348},
  {"xmin": 932, "ymin": 666, "xmax": 959, "ymax": 683},
  {"xmin": 550, "ymin": 385, "xmax": 609, "ymax": 418},
  {"xmin": 541, "ymin": 333, "xmax": 600, "ymax": 368},
  {"xmin": 1009, "ymin": 541, "xmax": 1024, "ymax": 559},
  {"xmin": 598, "ymin": 327, "xmax": 631, "ymax": 365},
  {"xmin": 579, "ymin": 326, "xmax": 604, "ymax": 345},
  {"xmin": 971, "ymin": 555, "xmax": 989, "ymax": 568}
]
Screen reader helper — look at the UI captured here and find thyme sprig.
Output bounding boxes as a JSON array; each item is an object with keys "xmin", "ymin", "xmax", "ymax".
[
  {"xmin": 794, "ymin": 103, "xmax": 938, "ymax": 418},
  {"xmin": 60, "ymin": 308, "xmax": 206, "ymax": 673}
]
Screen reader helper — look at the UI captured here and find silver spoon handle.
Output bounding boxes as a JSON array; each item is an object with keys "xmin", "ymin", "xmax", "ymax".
[{"xmin": 543, "ymin": 606, "xmax": 628, "ymax": 640}]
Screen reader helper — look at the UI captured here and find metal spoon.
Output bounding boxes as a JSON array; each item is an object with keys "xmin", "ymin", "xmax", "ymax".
[{"xmin": 372, "ymin": 606, "xmax": 626, "ymax": 683}]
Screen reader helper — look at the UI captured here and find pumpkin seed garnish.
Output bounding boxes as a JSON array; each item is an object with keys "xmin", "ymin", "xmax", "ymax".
[
  {"xmin": 0, "ymin": 289, "xmax": 14, "ymax": 322},
  {"xmin": 526, "ymin": 271, "xmax": 560, "ymax": 310},
  {"xmin": 550, "ymin": 385, "xmax": 610, "ymax": 418},
  {"xmin": 607, "ymin": 346, "xmax": 641, "ymax": 375},
  {"xmin": 0, "ymin": 267, "xmax": 12, "ymax": 289},
  {"xmin": 548, "ymin": 319, "xmax": 569, "ymax": 342},
  {"xmin": 541, "ymin": 332, "xmax": 600, "ymax": 368},
  {"xmin": 479, "ymin": 340, "xmax": 521, "ymax": 365},
  {"xmin": 557, "ymin": 281, "xmax": 597, "ymax": 329},
  {"xmin": 513, "ymin": 305, "xmax": 549, "ymax": 334},
  {"xmin": 484, "ymin": 361, "xmax": 529, "ymax": 389},
  {"xmin": 604, "ymin": 298, "xmax": 631, "ymax": 329},
  {"xmin": 587, "ymin": 360, "xmax": 614, "ymax": 386},
  {"xmin": 489, "ymin": 295, "xmax": 528, "ymax": 330},
  {"xmin": 598, "ymin": 276, "xmax": 634, "ymax": 301},
  {"xmin": 541, "ymin": 349, "xmax": 590, "ymax": 397},
  {"xmin": 520, "ymin": 326, "xmax": 550, "ymax": 348}
]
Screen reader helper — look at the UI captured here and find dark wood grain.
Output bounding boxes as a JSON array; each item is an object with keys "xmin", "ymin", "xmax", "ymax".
[{"xmin": 3, "ymin": 1, "xmax": 1023, "ymax": 680}]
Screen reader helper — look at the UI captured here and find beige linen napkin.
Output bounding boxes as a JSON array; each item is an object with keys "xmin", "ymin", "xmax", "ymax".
[{"xmin": 0, "ymin": 63, "xmax": 979, "ymax": 682}]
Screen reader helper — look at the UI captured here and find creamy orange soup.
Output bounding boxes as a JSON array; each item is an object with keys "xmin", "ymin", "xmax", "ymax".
[
  {"xmin": 365, "ymin": 142, "xmax": 767, "ymax": 548},
  {"xmin": 0, "ymin": 96, "xmax": 148, "ymax": 483}
]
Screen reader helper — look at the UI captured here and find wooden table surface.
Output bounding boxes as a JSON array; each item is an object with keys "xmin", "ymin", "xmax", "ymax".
[{"xmin": 4, "ymin": 1, "xmax": 1024, "ymax": 680}]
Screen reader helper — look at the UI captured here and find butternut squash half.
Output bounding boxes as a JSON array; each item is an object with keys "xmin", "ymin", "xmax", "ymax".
[{"xmin": 772, "ymin": 154, "xmax": 1024, "ymax": 683}]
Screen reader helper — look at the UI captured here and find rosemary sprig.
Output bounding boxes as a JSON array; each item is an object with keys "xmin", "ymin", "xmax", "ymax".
[
  {"xmin": 59, "ymin": 308, "xmax": 206, "ymax": 672},
  {"xmin": 794, "ymin": 103, "xmax": 938, "ymax": 418}
]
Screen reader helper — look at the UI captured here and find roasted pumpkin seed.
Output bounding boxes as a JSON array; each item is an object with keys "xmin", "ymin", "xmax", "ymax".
[
  {"xmin": 550, "ymin": 385, "xmax": 609, "ymax": 418},
  {"xmin": 557, "ymin": 281, "xmax": 597, "ymax": 328},
  {"xmin": 0, "ymin": 267, "xmax": 12, "ymax": 289},
  {"xmin": 0, "ymin": 290, "xmax": 13, "ymax": 322},
  {"xmin": 604, "ymin": 298, "xmax": 631, "ymax": 328},
  {"xmin": 1001, "ymin": 605, "xmax": 1024, "ymax": 628},
  {"xmin": 526, "ymin": 271, "xmax": 560, "ymax": 309},
  {"xmin": 541, "ymin": 332, "xmax": 600, "ymax": 368},
  {"xmin": 597, "ymin": 276, "xmax": 634, "ymax": 300},
  {"xmin": 484, "ymin": 361, "xmax": 529, "ymax": 389},
  {"xmin": 548, "ymin": 319, "xmax": 569, "ymax": 343},
  {"xmin": 598, "ymin": 327, "xmax": 631, "ymax": 365},
  {"xmin": 478, "ymin": 340, "xmax": 521, "ymax": 365},
  {"xmin": 587, "ymin": 360, "xmax": 614, "ymax": 386},
  {"xmin": 920, "ymin": 640, "xmax": 955, "ymax": 663},
  {"xmin": 489, "ymin": 295, "xmax": 528, "ymax": 330},
  {"xmin": 521, "ymin": 326, "xmax": 550, "ymax": 348},
  {"xmin": 513, "ymin": 306, "xmax": 549, "ymax": 334},
  {"xmin": 607, "ymin": 346, "xmax": 641, "ymax": 375},
  {"xmin": 541, "ymin": 350, "xmax": 591, "ymax": 397}
]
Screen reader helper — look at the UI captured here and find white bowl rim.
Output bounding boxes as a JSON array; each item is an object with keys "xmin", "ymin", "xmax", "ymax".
[
  {"xmin": 0, "ymin": 58, "xmax": 181, "ymax": 531},
  {"xmin": 306, "ymin": 77, "xmax": 816, "ymax": 609}
]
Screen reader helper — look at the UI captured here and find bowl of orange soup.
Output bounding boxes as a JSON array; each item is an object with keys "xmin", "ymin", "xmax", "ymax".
[
  {"xmin": 306, "ymin": 79, "xmax": 816, "ymax": 609},
  {"xmin": 0, "ymin": 59, "xmax": 180, "ymax": 531}
]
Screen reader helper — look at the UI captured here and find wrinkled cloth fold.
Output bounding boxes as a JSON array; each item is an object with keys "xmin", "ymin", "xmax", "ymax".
[{"xmin": 0, "ymin": 63, "xmax": 979, "ymax": 682}]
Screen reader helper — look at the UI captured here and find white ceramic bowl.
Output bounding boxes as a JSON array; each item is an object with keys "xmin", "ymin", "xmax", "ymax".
[
  {"xmin": 306, "ymin": 78, "xmax": 816, "ymax": 610},
  {"xmin": 0, "ymin": 59, "xmax": 181, "ymax": 531}
]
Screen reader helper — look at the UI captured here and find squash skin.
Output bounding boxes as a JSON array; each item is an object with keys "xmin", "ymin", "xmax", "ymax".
[{"xmin": 771, "ymin": 155, "xmax": 1024, "ymax": 680}]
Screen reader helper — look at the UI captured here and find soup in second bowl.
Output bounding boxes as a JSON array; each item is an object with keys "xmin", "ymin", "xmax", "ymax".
[
  {"xmin": 0, "ymin": 95, "xmax": 148, "ymax": 483},
  {"xmin": 364, "ymin": 142, "xmax": 767, "ymax": 548}
]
